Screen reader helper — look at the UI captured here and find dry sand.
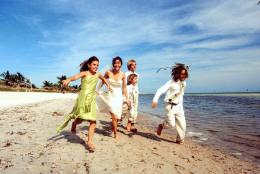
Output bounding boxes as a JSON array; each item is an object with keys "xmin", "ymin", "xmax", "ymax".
[
  {"xmin": 0, "ymin": 92, "xmax": 76, "ymax": 109},
  {"xmin": 0, "ymin": 93, "xmax": 259, "ymax": 174}
]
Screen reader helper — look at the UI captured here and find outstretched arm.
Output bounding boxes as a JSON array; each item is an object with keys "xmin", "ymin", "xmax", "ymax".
[
  {"xmin": 98, "ymin": 73, "xmax": 112, "ymax": 92},
  {"xmin": 62, "ymin": 72, "xmax": 86, "ymax": 86},
  {"xmin": 122, "ymin": 73, "xmax": 128, "ymax": 102},
  {"xmin": 97, "ymin": 71, "xmax": 109, "ymax": 91}
]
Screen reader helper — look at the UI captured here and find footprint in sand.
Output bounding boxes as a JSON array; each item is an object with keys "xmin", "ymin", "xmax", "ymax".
[
  {"xmin": 2, "ymin": 141, "xmax": 12, "ymax": 147},
  {"xmin": 16, "ymin": 131, "xmax": 27, "ymax": 135},
  {"xmin": 0, "ymin": 159, "xmax": 14, "ymax": 171},
  {"xmin": 5, "ymin": 131, "xmax": 14, "ymax": 135},
  {"xmin": 52, "ymin": 112, "xmax": 63, "ymax": 116},
  {"xmin": 174, "ymin": 163, "xmax": 185, "ymax": 173}
]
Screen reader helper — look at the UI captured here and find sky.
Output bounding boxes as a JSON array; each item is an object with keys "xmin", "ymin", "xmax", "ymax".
[{"xmin": 0, "ymin": 0, "xmax": 260, "ymax": 93}]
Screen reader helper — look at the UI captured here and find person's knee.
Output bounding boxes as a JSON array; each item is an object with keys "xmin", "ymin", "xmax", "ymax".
[
  {"xmin": 89, "ymin": 120, "xmax": 96, "ymax": 125},
  {"xmin": 164, "ymin": 117, "xmax": 175, "ymax": 127}
]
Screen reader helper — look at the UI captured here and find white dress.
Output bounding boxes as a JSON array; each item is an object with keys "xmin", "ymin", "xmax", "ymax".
[{"xmin": 96, "ymin": 78, "xmax": 124, "ymax": 119}]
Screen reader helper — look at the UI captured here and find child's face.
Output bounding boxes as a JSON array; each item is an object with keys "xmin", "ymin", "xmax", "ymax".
[
  {"xmin": 130, "ymin": 77, "xmax": 138, "ymax": 85},
  {"xmin": 129, "ymin": 63, "xmax": 136, "ymax": 72},
  {"xmin": 88, "ymin": 60, "xmax": 99, "ymax": 73},
  {"xmin": 113, "ymin": 60, "xmax": 122, "ymax": 71},
  {"xmin": 179, "ymin": 69, "xmax": 187, "ymax": 81}
]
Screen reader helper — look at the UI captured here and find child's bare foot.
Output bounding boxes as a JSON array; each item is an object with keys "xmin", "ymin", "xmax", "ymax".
[
  {"xmin": 114, "ymin": 133, "xmax": 119, "ymax": 140},
  {"xmin": 176, "ymin": 139, "xmax": 184, "ymax": 145},
  {"xmin": 86, "ymin": 142, "xmax": 95, "ymax": 152},
  {"xmin": 126, "ymin": 124, "xmax": 131, "ymax": 132},
  {"xmin": 157, "ymin": 124, "xmax": 163, "ymax": 136}
]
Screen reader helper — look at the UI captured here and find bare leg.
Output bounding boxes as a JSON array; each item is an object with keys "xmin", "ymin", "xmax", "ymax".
[
  {"xmin": 157, "ymin": 124, "xmax": 163, "ymax": 136},
  {"xmin": 111, "ymin": 114, "xmax": 119, "ymax": 140},
  {"xmin": 126, "ymin": 120, "xmax": 132, "ymax": 132},
  {"xmin": 87, "ymin": 121, "xmax": 96, "ymax": 150},
  {"xmin": 71, "ymin": 118, "xmax": 82, "ymax": 134}
]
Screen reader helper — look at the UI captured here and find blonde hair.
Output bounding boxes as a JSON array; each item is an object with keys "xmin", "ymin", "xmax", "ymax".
[
  {"xmin": 127, "ymin": 59, "xmax": 136, "ymax": 70},
  {"xmin": 127, "ymin": 74, "xmax": 138, "ymax": 85}
]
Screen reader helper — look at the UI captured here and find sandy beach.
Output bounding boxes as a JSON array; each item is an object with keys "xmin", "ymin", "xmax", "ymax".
[
  {"xmin": 0, "ymin": 93, "xmax": 259, "ymax": 174},
  {"xmin": 0, "ymin": 92, "xmax": 77, "ymax": 109}
]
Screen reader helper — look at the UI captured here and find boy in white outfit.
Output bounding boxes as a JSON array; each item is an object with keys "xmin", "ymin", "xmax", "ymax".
[
  {"xmin": 123, "ymin": 74, "xmax": 139, "ymax": 132},
  {"xmin": 122, "ymin": 60, "xmax": 139, "ymax": 131},
  {"xmin": 152, "ymin": 63, "xmax": 189, "ymax": 144}
]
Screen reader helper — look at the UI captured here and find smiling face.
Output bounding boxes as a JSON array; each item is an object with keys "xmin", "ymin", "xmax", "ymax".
[
  {"xmin": 113, "ymin": 59, "xmax": 122, "ymax": 71},
  {"xmin": 179, "ymin": 69, "xmax": 187, "ymax": 81},
  {"xmin": 88, "ymin": 60, "xmax": 99, "ymax": 73}
]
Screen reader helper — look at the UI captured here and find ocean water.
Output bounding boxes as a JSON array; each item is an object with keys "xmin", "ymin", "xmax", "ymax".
[{"xmin": 138, "ymin": 93, "xmax": 260, "ymax": 164}]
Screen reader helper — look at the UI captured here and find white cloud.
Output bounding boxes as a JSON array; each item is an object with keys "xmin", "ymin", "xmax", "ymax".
[{"xmin": 18, "ymin": 0, "xmax": 260, "ymax": 92}]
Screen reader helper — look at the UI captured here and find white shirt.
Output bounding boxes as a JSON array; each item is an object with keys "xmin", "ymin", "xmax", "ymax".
[
  {"xmin": 153, "ymin": 80, "xmax": 186, "ymax": 104},
  {"xmin": 125, "ymin": 71, "xmax": 139, "ymax": 93},
  {"xmin": 126, "ymin": 84, "xmax": 138, "ymax": 105}
]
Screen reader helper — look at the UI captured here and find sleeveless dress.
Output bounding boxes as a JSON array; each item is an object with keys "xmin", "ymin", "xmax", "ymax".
[
  {"xmin": 56, "ymin": 73, "xmax": 99, "ymax": 133},
  {"xmin": 96, "ymin": 78, "xmax": 124, "ymax": 119}
]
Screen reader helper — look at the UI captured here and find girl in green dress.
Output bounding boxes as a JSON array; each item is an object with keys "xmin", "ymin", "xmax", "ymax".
[{"xmin": 57, "ymin": 56, "xmax": 111, "ymax": 151}]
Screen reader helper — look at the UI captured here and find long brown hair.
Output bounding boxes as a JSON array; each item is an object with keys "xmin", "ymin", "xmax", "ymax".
[{"xmin": 80, "ymin": 56, "xmax": 99, "ymax": 72}]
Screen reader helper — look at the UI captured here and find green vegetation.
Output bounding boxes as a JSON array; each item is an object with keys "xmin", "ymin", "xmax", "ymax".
[{"xmin": 0, "ymin": 71, "xmax": 79, "ymax": 93}]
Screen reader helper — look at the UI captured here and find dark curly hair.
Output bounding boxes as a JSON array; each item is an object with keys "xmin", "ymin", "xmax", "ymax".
[
  {"xmin": 80, "ymin": 56, "xmax": 99, "ymax": 72},
  {"xmin": 112, "ymin": 56, "xmax": 123, "ymax": 67},
  {"xmin": 171, "ymin": 63, "xmax": 189, "ymax": 82}
]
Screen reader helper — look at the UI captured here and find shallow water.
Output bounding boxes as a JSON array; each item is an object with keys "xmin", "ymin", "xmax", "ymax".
[{"xmin": 139, "ymin": 93, "xmax": 260, "ymax": 164}]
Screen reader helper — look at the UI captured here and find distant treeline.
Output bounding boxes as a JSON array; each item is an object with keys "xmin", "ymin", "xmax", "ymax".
[
  {"xmin": 42, "ymin": 75, "xmax": 79, "ymax": 92},
  {"xmin": 0, "ymin": 70, "xmax": 36, "ymax": 88},
  {"xmin": 0, "ymin": 70, "xmax": 79, "ymax": 92}
]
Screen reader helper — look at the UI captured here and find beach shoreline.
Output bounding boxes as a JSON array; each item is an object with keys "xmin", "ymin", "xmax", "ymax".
[{"xmin": 0, "ymin": 95, "xmax": 259, "ymax": 173}]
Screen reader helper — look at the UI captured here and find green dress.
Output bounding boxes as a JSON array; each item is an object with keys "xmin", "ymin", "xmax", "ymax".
[{"xmin": 56, "ymin": 73, "xmax": 99, "ymax": 133}]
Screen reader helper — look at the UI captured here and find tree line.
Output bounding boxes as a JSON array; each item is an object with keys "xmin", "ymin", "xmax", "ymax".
[
  {"xmin": 0, "ymin": 70, "xmax": 79, "ymax": 92},
  {"xmin": 0, "ymin": 70, "xmax": 36, "ymax": 88},
  {"xmin": 42, "ymin": 75, "xmax": 79, "ymax": 92}
]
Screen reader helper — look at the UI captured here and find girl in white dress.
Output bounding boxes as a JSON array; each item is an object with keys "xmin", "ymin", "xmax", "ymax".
[{"xmin": 98, "ymin": 57, "xmax": 128, "ymax": 140}]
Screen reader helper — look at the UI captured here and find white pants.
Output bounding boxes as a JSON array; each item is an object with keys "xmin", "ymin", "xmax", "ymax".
[
  {"xmin": 122, "ymin": 93, "xmax": 138, "ymax": 123},
  {"xmin": 163, "ymin": 103, "xmax": 186, "ymax": 141}
]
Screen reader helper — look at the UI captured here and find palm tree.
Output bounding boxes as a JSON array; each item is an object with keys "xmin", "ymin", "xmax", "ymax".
[
  {"xmin": 72, "ymin": 85, "xmax": 78, "ymax": 89},
  {"xmin": 1, "ymin": 71, "xmax": 32, "ymax": 89},
  {"xmin": 16, "ymin": 72, "xmax": 25, "ymax": 83},
  {"xmin": 57, "ymin": 75, "xmax": 67, "ymax": 93},
  {"xmin": 9, "ymin": 74, "xmax": 19, "ymax": 87},
  {"xmin": 16, "ymin": 72, "xmax": 26, "ymax": 90},
  {"xmin": 43, "ymin": 81, "xmax": 52, "ymax": 88},
  {"xmin": 1, "ymin": 70, "xmax": 10, "ymax": 80},
  {"xmin": 1, "ymin": 71, "xmax": 11, "ymax": 85},
  {"xmin": 57, "ymin": 75, "xmax": 67, "ymax": 85}
]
